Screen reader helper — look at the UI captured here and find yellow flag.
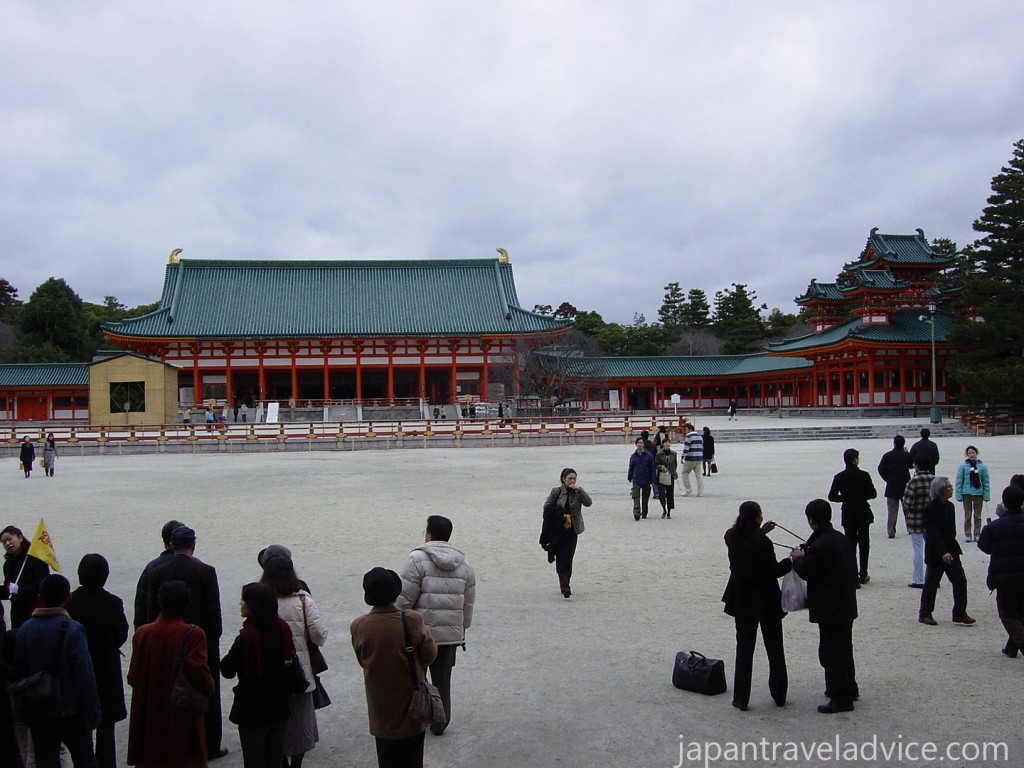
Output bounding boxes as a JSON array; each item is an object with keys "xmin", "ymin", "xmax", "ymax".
[{"xmin": 27, "ymin": 518, "xmax": 61, "ymax": 573}]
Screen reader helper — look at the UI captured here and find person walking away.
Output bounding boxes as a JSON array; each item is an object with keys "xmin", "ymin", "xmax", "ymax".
[
  {"xmin": 542, "ymin": 468, "xmax": 593, "ymax": 597},
  {"xmin": 350, "ymin": 568, "xmax": 437, "ymax": 768},
  {"xmin": 19, "ymin": 438, "xmax": 35, "ymax": 479},
  {"xmin": 66, "ymin": 555, "xmax": 128, "ymax": 768},
  {"xmin": 221, "ymin": 583, "xmax": 294, "ymax": 768},
  {"xmin": 918, "ymin": 477, "xmax": 975, "ymax": 627},
  {"xmin": 909, "ymin": 428, "xmax": 940, "ymax": 474},
  {"xmin": 627, "ymin": 439, "xmax": 655, "ymax": 520},
  {"xmin": 128, "ymin": 580, "xmax": 215, "ymax": 768},
  {"xmin": 12, "ymin": 574, "xmax": 101, "ymax": 768},
  {"xmin": 901, "ymin": 464, "xmax": 934, "ymax": 588},
  {"xmin": 2, "ymin": 525, "xmax": 51, "ymax": 629},
  {"xmin": 790, "ymin": 499, "xmax": 859, "ymax": 714},
  {"xmin": 396, "ymin": 515, "xmax": 476, "ymax": 736},
  {"xmin": 827, "ymin": 449, "xmax": 877, "ymax": 585},
  {"xmin": 680, "ymin": 426, "xmax": 704, "ymax": 497},
  {"xmin": 260, "ymin": 556, "xmax": 327, "ymax": 768},
  {"xmin": 877, "ymin": 435, "xmax": 913, "ymax": 538},
  {"xmin": 954, "ymin": 445, "xmax": 991, "ymax": 542},
  {"xmin": 722, "ymin": 501, "xmax": 791, "ymax": 711},
  {"xmin": 655, "ymin": 439, "xmax": 678, "ymax": 519},
  {"xmin": 42, "ymin": 435, "xmax": 58, "ymax": 478},
  {"xmin": 701, "ymin": 427, "xmax": 716, "ymax": 476},
  {"xmin": 978, "ymin": 485, "xmax": 1024, "ymax": 659}
]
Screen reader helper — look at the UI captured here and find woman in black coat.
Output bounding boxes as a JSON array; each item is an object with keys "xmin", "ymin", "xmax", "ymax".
[
  {"xmin": 222, "ymin": 582, "xmax": 296, "ymax": 768},
  {"xmin": 66, "ymin": 554, "xmax": 129, "ymax": 768},
  {"xmin": 721, "ymin": 501, "xmax": 792, "ymax": 711},
  {"xmin": 1, "ymin": 526, "xmax": 50, "ymax": 628}
]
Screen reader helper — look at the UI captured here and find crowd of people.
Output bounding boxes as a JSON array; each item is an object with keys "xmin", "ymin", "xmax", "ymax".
[
  {"xmin": 1, "ymin": 516, "xmax": 476, "ymax": 768},
  {"xmin": 719, "ymin": 427, "xmax": 1024, "ymax": 715}
]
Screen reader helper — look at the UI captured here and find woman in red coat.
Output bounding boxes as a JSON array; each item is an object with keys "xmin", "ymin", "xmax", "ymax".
[{"xmin": 128, "ymin": 580, "xmax": 215, "ymax": 768}]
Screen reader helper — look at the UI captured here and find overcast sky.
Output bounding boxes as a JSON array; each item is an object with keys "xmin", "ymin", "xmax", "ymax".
[{"xmin": 2, "ymin": 2, "xmax": 1022, "ymax": 324}]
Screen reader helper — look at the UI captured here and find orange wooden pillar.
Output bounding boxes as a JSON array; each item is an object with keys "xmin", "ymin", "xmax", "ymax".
[
  {"xmin": 288, "ymin": 342, "xmax": 299, "ymax": 401},
  {"xmin": 191, "ymin": 342, "xmax": 201, "ymax": 405},
  {"xmin": 480, "ymin": 341, "xmax": 490, "ymax": 402},
  {"xmin": 899, "ymin": 356, "xmax": 907, "ymax": 405},
  {"xmin": 256, "ymin": 342, "xmax": 267, "ymax": 401}
]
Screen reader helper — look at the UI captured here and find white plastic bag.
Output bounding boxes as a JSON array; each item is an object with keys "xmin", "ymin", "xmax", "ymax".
[{"xmin": 780, "ymin": 570, "xmax": 808, "ymax": 612}]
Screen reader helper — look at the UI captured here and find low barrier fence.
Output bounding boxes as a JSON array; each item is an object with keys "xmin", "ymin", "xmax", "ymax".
[{"xmin": 2, "ymin": 416, "xmax": 692, "ymax": 455}]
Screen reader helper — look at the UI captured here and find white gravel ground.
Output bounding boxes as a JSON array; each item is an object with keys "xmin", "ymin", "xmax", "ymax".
[{"xmin": 3, "ymin": 415, "xmax": 1021, "ymax": 768}]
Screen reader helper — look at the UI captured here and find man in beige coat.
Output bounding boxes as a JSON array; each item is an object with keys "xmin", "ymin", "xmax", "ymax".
[{"xmin": 351, "ymin": 567, "xmax": 437, "ymax": 768}]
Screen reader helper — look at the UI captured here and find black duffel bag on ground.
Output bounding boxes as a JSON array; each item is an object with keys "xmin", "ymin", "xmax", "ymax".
[{"xmin": 672, "ymin": 650, "xmax": 727, "ymax": 695}]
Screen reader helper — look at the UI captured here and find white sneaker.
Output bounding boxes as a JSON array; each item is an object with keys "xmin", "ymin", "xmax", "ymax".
[
  {"xmin": 681, "ymin": 491, "xmax": 692, "ymax": 497},
  {"xmin": 964, "ymin": 535, "xmax": 972, "ymax": 543}
]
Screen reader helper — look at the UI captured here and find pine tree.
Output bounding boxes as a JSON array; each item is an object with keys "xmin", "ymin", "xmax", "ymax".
[
  {"xmin": 948, "ymin": 138, "xmax": 1024, "ymax": 405},
  {"xmin": 682, "ymin": 288, "xmax": 711, "ymax": 329},
  {"xmin": 712, "ymin": 283, "xmax": 766, "ymax": 355}
]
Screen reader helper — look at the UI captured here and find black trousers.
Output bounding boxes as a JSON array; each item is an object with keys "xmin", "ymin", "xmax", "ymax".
[
  {"xmin": 842, "ymin": 522, "xmax": 871, "ymax": 578},
  {"xmin": 732, "ymin": 615, "xmax": 787, "ymax": 708},
  {"xmin": 375, "ymin": 731, "xmax": 425, "ymax": 768},
  {"xmin": 658, "ymin": 482, "xmax": 675, "ymax": 514},
  {"xmin": 920, "ymin": 558, "xmax": 968, "ymax": 619},
  {"xmin": 996, "ymin": 588, "xmax": 1024, "ymax": 654},
  {"xmin": 428, "ymin": 645, "xmax": 458, "ymax": 735},
  {"xmin": 238, "ymin": 719, "xmax": 287, "ymax": 768},
  {"xmin": 29, "ymin": 715, "xmax": 97, "ymax": 768},
  {"xmin": 817, "ymin": 621, "xmax": 857, "ymax": 703},
  {"xmin": 206, "ymin": 641, "xmax": 224, "ymax": 755}
]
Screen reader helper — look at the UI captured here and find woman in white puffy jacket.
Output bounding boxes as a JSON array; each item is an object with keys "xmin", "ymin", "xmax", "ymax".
[{"xmin": 261, "ymin": 556, "xmax": 328, "ymax": 768}]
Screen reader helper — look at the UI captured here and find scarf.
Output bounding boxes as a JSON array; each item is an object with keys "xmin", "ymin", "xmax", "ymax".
[
  {"xmin": 968, "ymin": 460, "xmax": 981, "ymax": 489},
  {"xmin": 237, "ymin": 617, "xmax": 294, "ymax": 678}
]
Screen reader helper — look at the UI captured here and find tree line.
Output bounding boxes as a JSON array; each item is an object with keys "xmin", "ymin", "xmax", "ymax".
[
  {"xmin": 534, "ymin": 282, "xmax": 809, "ymax": 358},
  {"xmin": 0, "ymin": 277, "xmax": 156, "ymax": 363}
]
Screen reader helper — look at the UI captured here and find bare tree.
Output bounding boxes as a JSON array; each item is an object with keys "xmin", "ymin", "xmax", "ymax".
[{"xmin": 665, "ymin": 328, "xmax": 723, "ymax": 356}]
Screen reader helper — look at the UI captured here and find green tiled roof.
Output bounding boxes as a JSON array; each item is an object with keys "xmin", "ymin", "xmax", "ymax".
[
  {"xmin": 0, "ymin": 363, "xmax": 89, "ymax": 388},
  {"xmin": 766, "ymin": 309, "xmax": 954, "ymax": 353},
  {"xmin": 796, "ymin": 279, "xmax": 849, "ymax": 304},
  {"xmin": 845, "ymin": 228, "xmax": 953, "ymax": 270},
  {"xmin": 841, "ymin": 267, "xmax": 906, "ymax": 292},
  {"xmin": 590, "ymin": 353, "xmax": 812, "ymax": 380},
  {"xmin": 104, "ymin": 258, "xmax": 569, "ymax": 339}
]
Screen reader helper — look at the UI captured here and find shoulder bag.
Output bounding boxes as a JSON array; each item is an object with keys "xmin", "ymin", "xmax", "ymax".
[
  {"xmin": 300, "ymin": 594, "xmax": 331, "ymax": 709},
  {"xmin": 171, "ymin": 625, "xmax": 209, "ymax": 716},
  {"xmin": 401, "ymin": 611, "xmax": 446, "ymax": 726},
  {"xmin": 8, "ymin": 619, "xmax": 69, "ymax": 719}
]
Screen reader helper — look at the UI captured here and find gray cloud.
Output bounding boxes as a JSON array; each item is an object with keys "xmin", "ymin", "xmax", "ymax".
[{"xmin": 2, "ymin": 2, "xmax": 1022, "ymax": 322}]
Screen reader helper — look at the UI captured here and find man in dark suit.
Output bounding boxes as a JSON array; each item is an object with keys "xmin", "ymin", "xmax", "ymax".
[
  {"xmin": 828, "ymin": 448, "xmax": 878, "ymax": 585},
  {"xmin": 877, "ymin": 435, "xmax": 914, "ymax": 538},
  {"xmin": 909, "ymin": 427, "xmax": 940, "ymax": 473},
  {"xmin": 132, "ymin": 519, "xmax": 184, "ymax": 630},
  {"xmin": 919, "ymin": 476, "xmax": 975, "ymax": 627},
  {"xmin": 791, "ymin": 499, "xmax": 859, "ymax": 714},
  {"xmin": 146, "ymin": 526, "xmax": 226, "ymax": 760}
]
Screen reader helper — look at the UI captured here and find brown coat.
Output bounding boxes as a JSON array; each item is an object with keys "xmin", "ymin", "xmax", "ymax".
[
  {"xmin": 127, "ymin": 615, "xmax": 215, "ymax": 768},
  {"xmin": 350, "ymin": 606, "xmax": 437, "ymax": 740}
]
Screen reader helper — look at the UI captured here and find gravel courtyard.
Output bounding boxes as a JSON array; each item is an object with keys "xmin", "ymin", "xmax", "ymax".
[{"xmin": 4, "ymin": 417, "xmax": 1020, "ymax": 768}]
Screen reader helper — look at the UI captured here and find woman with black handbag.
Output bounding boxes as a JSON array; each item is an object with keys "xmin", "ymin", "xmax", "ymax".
[
  {"xmin": 221, "ymin": 583, "xmax": 296, "ymax": 768},
  {"xmin": 721, "ymin": 501, "xmax": 792, "ymax": 711},
  {"xmin": 261, "ymin": 556, "xmax": 328, "ymax": 768}
]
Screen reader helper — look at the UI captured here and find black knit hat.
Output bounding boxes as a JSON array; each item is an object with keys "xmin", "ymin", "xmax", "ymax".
[{"xmin": 362, "ymin": 567, "xmax": 402, "ymax": 607}]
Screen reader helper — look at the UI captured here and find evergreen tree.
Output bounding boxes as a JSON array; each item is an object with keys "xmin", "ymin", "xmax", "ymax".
[
  {"xmin": 16, "ymin": 277, "xmax": 90, "ymax": 361},
  {"xmin": 0, "ymin": 278, "xmax": 18, "ymax": 319},
  {"xmin": 658, "ymin": 282, "xmax": 687, "ymax": 340},
  {"xmin": 712, "ymin": 283, "xmax": 766, "ymax": 354},
  {"xmin": 623, "ymin": 313, "xmax": 666, "ymax": 356},
  {"xmin": 682, "ymin": 288, "xmax": 711, "ymax": 329},
  {"xmin": 948, "ymin": 138, "xmax": 1024, "ymax": 405}
]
